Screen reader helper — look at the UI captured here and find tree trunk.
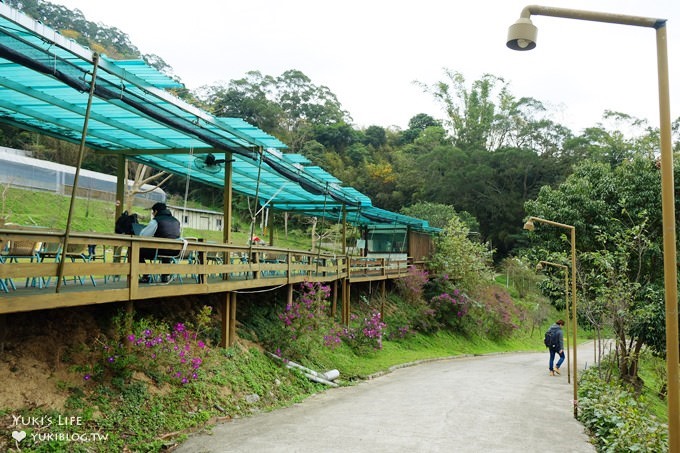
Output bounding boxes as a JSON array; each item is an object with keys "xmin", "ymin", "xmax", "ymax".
[{"xmin": 619, "ymin": 339, "xmax": 644, "ymax": 394}]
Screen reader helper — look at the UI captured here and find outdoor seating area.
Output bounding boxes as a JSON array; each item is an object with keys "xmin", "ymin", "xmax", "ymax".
[
  {"xmin": 0, "ymin": 2, "xmax": 426, "ymax": 343},
  {"xmin": 1, "ymin": 238, "xmax": 43, "ymax": 290},
  {"xmin": 0, "ymin": 236, "xmax": 101, "ymax": 291},
  {"xmin": 0, "ymin": 228, "xmax": 408, "ymax": 314}
]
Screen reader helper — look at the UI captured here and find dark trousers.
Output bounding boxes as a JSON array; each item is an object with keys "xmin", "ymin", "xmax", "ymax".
[
  {"xmin": 549, "ymin": 349, "xmax": 565, "ymax": 371},
  {"xmin": 139, "ymin": 248, "xmax": 174, "ymax": 277},
  {"xmin": 139, "ymin": 248, "xmax": 176, "ymax": 263}
]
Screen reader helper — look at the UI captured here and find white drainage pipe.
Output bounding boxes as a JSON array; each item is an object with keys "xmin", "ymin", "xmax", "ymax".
[{"xmin": 268, "ymin": 353, "xmax": 340, "ymax": 387}]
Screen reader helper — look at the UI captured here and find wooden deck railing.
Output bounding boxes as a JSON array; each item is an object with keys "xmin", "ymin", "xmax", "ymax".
[{"xmin": 0, "ymin": 228, "xmax": 410, "ymax": 315}]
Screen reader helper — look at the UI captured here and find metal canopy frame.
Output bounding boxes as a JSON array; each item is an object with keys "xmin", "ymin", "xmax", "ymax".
[{"xmin": 0, "ymin": 3, "xmax": 437, "ymax": 233}]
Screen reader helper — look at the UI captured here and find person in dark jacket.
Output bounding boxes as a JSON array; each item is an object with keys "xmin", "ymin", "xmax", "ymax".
[
  {"xmin": 138, "ymin": 202, "xmax": 180, "ymax": 283},
  {"xmin": 547, "ymin": 319, "xmax": 565, "ymax": 376}
]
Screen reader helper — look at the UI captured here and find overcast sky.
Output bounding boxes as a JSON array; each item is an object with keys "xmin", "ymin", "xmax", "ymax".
[{"xmin": 50, "ymin": 0, "xmax": 679, "ymax": 134}]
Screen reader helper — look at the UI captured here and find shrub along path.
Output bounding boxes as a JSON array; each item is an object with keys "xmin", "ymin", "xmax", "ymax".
[{"xmin": 176, "ymin": 343, "xmax": 598, "ymax": 452}]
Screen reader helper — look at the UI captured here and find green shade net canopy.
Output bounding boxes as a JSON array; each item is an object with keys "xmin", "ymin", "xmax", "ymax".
[{"xmin": 0, "ymin": 2, "xmax": 437, "ymax": 233}]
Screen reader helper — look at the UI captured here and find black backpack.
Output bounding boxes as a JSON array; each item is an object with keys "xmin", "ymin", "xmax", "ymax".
[
  {"xmin": 115, "ymin": 211, "xmax": 139, "ymax": 234},
  {"xmin": 543, "ymin": 329, "xmax": 555, "ymax": 349}
]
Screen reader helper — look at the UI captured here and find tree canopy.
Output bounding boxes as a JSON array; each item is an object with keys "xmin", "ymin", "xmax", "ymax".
[
  {"xmin": 5, "ymin": 0, "xmax": 680, "ymax": 269},
  {"xmin": 524, "ymin": 154, "xmax": 678, "ymax": 384}
]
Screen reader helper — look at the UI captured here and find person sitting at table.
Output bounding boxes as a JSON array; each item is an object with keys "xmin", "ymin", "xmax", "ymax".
[
  {"xmin": 249, "ymin": 235, "xmax": 266, "ymax": 246},
  {"xmin": 138, "ymin": 203, "xmax": 180, "ymax": 283}
]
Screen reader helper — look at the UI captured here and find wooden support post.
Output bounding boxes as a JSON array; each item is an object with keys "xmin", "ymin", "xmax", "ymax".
[
  {"xmin": 196, "ymin": 238, "xmax": 205, "ymax": 284},
  {"xmin": 224, "ymin": 152, "xmax": 233, "ymax": 245},
  {"xmin": 228, "ymin": 292, "xmax": 237, "ymax": 346},
  {"xmin": 332, "ymin": 280, "xmax": 338, "ymax": 318},
  {"xmin": 222, "ymin": 153, "xmax": 233, "ymax": 281},
  {"xmin": 342, "ymin": 206, "xmax": 347, "ymax": 255},
  {"xmin": 252, "ymin": 251, "xmax": 260, "ymax": 280},
  {"xmin": 115, "ymin": 155, "xmax": 125, "ymax": 220},
  {"xmin": 0, "ymin": 314, "xmax": 6, "ymax": 355},
  {"xmin": 268, "ymin": 203, "xmax": 274, "ymax": 246},
  {"xmin": 381, "ymin": 297, "xmax": 386, "ymax": 323},
  {"xmin": 346, "ymin": 280, "xmax": 351, "ymax": 326},
  {"xmin": 287, "ymin": 283, "xmax": 294, "ymax": 307},
  {"xmin": 113, "ymin": 155, "xmax": 126, "ymax": 277},
  {"xmin": 56, "ymin": 53, "xmax": 100, "ymax": 293},
  {"xmin": 381, "ymin": 281, "xmax": 386, "ymax": 322},
  {"xmin": 342, "ymin": 278, "xmax": 351, "ymax": 326},
  {"xmin": 220, "ymin": 293, "xmax": 229, "ymax": 348},
  {"xmin": 341, "ymin": 279, "xmax": 346, "ymax": 325}
]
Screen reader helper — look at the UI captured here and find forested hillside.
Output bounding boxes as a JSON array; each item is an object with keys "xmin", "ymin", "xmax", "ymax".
[
  {"xmin": 2, "ymin": 0, "xmax": 679, "ymax": 259},
  {"xmin": 1, "ymin": 3, "xmax": 676, "ymax": 451}
]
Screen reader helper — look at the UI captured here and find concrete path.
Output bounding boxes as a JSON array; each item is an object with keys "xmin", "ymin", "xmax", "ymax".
[{"xmin": 175, "ymin": 343, "xmax": 599, "ymax": 453}]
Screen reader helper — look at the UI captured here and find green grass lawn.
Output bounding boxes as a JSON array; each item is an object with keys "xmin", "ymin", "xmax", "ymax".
[
  {"xmin": 1, "ymin": 187, "xmax": 313, "ymax": 249},
  {"xmin": 313, "ymin": 329, "xmax": 544, "ymax": 379}
]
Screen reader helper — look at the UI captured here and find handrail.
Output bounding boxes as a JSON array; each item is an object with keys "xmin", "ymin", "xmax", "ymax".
[{"xmin": 0, "ymin": 229, "xmax": 411, "ymax": 314}]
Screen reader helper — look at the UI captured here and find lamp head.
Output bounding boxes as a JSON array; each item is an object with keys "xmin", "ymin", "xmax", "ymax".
[
  {"xmin": 523, "ymin": 219, "xmax": 535, "ymax": 231},
  {"xmin": 507, "ymin": 17, "xmax": 537, "ymax": 51}
]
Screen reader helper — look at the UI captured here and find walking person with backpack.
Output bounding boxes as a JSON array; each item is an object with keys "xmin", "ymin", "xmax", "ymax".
[{"xmin": 544, "ymin": 319, "xmax": 565, "ymax": 376}]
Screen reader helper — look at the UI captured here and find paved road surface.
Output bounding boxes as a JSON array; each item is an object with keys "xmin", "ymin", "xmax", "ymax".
[{"xmin": 176, "ymin": 343, "xmax": 598, "ymax": 452}]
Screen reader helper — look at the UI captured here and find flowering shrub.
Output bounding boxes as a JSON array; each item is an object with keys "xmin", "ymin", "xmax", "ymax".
[
  {"xmin": 86, "ymin": 306, "xmax": 212, "ymax": 386},
  {"xmin": 429, "ymin": 289, "xmax": 470, "ymax": 331},
  {"xmin": 361, "ymin": 309, "xmax": 386, "ymax": 350},
  {"xmin": 395, "ymin": 267, "xmax": 429, "ymax": 304},
  {"xmin": 423, "ymin": 273, "xmax": 452, "ymax": 300},
  {"xmin": 342, "ymin": 310, "xmax": 386, "ymax": 353},
  {"xmin": 469, "ymin": 285, "xmax": 520, "ymax": 341},
  {"xmin": 391, "ymin": 268, "xmax": 440, "ymax": 334},
  {"xmin": 386, "ymin": 325, "xmax": 412, "ymax": 340},
  {"xmin": 275, "ymin": 281, "xmax": 338, "ymax": 361},
  {"xmin": 275, "ymin": 281, "xmax": 390, "ymax": 358},
  {"xmin": 126, "ymin": 321, "xmax": 208, "ymax": 384},
  {"xmin": 420, "ymin": 274, "xmax": 471, "ymax": 332}
]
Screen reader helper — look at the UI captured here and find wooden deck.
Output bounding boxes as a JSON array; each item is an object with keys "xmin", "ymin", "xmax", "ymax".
[{"xmin": 0, "ymin": 228, "xmax": 410, "ymax": 315}]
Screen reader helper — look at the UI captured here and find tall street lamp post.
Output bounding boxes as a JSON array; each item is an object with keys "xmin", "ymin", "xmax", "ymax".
[
  {"xmin": 537, "ymin": 260, "xmax": 571, "ymax": 383},
  {"xmin": 524, "ymin": 216, "xmax": 577, "ymax": 416},
  {"xmin": 508, "ymin": 6, "xmax": 678, "ymax": 449}
]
